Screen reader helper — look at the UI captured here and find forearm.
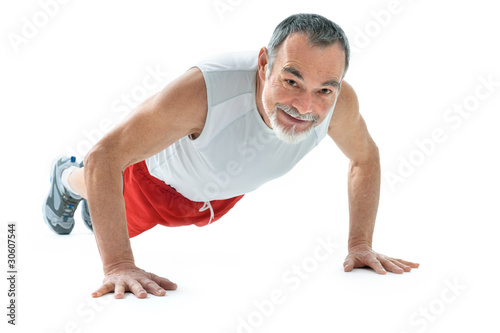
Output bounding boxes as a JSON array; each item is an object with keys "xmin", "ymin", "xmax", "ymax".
[
  {"xmin": 84, "ymin": 152, "xmax": 135, "ymax": 273},
  {"xmin": 347, "ymin": 149, "xmax": 381, "ymax": 250}
]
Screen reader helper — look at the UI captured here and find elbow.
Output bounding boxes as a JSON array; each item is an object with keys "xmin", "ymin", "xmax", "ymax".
[
  {"xmin": 370, "ymin": 142, "xmax": 380, "ymax": 162},
  {"xmin": 84, "ymin": 137, "xmax": 134, "ymax": 178},
  {"xmin": 83, "ymin": 146, "xmax": 104, "ymax": 189},
  {"xmin": 350, "ymin": 141, "xmax": 380, "ymax": 168},
  {"xmin": 365, "ymin": 139, "xmax": 380, "ymax": 165},
  {"xmin": 348, "ymin": 145, "xmax": 380, "ymax": 181},
  {"xmin": 84, "ymin": 144, "xmax": 107, "ymax": 173},
  {"xmin": 83, "ymin": 144, "xmax": 120, "ymax": 184}
]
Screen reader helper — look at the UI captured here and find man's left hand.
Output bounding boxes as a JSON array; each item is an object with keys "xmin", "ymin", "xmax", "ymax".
[{"xmin": 343, "ymin": 244, "xmax": 419, "ymax": 274}]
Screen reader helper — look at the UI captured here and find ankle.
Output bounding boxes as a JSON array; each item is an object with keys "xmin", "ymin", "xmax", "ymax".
[{"xmin": 61, "ymin": 166, "xmax": 82, "ymax": 198}]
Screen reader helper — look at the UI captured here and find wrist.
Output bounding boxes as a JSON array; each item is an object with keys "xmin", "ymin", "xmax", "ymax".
[
  {"xmin": 103, "ymin": 259, "xmax": 136, "ymax": 275},
  {"xmin": 348, "ymin": 239, "xmax": 372, "ymax": 252}
]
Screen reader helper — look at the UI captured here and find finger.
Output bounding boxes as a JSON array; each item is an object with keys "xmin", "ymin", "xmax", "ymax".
[
  {"xmin": 92, "ymin": 282, "xmax": 114, "ymax": 298},
  {"xmin": 343, "ymin": 258, "xmax": 355, "ymax": 272},
  {"xmin": 380, "ymin": 258, "xmax": 404, "ymax": 274},
  {"xmin": 150, "ymin": 273, "xmax": 178, "ymax": 290},
  {"xmin": 367, "ymin": 258, "xmax": 387, "ymax": 275},
  {"xmin": 394, "ymin": 259, "xmax": 420, "ymax": 268},
  {"xmin": 140, "ymin": 279, "xmax": 166, "ymax": 297},
  {"xmin": 114, "ymin": 283, "xmax": 126, "ymax": 299},
  {"xmin": 390, "ymin": 259, "xmax": 412, "ymax": 272},
  {"xmin": 127, "ymin": 280, "xmax": 148, "ymax": 299}
]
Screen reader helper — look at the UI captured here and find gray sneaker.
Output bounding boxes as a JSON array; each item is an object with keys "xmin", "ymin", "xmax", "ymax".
[
  {"xmin": 79, "ymin": 160, "xmax": 93, "ymax": 232},
  {"xmin": 42, "ymin": 156, "xmax": 82, "ymax": 235}
]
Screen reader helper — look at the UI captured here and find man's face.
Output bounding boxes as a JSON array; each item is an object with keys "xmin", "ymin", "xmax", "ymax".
[{"xmin": 260, "ymin": 33, "xmax": 346, "ymax": 144}]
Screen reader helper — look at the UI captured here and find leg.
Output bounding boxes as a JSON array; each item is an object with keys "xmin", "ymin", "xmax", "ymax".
[
  {"xmin": 68, "ymin": 165, "xmax": 93, "ymax": 231},
  {"xmin": 68, "ymin": 167, "xmax": 88, "ymax": 199}
]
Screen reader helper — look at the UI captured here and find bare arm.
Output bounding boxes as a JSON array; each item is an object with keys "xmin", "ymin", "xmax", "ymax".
[
  {"xmin": 85, "ymin": 67, "xmax": 207, "ymax": 298},
  {"xmin": 328, "ymin": 81, "xmax": 419, "ymax": 274}
]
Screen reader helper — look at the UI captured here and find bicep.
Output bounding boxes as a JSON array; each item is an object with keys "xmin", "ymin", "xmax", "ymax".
[
  {"xmin": 86, "ymin": 67, "xmax": 207, "ymax": 170},
  {"xmin": 328, "ymin": 81, "xmax": 378, "ymax": 163}
]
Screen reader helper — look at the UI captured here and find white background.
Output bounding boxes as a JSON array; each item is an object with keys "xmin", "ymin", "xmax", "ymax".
[{"xmin": 1, "ymin": 0, "xmax": 499, "ymax": 332}]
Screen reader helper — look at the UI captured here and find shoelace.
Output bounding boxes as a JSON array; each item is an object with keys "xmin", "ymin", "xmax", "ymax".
[
  {"xmin": 199, "ymin": 201, "xmax": 214, "ymax": 225},
  {"xmin": 60, "ymin": 192, "xmax": 81, "ymax": 222}
]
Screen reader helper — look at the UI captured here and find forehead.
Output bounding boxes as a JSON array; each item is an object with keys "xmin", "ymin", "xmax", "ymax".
[{"xmin": 273, "ymin": 33, "xmax": 346, "ymax": 81}]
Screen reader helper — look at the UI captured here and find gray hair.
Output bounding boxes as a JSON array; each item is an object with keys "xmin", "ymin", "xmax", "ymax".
[{"xmin": 267, "ymin": 13, "xmax": 350, "ymax": 78}]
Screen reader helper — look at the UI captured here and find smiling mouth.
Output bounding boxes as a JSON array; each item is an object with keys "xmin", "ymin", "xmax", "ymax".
[{"xmin": 279, "ymin": 108, "xmax": 310, "ymax": 123}]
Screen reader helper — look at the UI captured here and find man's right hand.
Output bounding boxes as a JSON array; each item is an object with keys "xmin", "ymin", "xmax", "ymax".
[{"xmin": 92, "ymin": 263, "xmax": 178, "ymax": 299}]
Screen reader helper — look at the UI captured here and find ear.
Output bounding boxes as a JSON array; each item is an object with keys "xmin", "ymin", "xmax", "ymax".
[{"xmin": 257, "ymin": 47, "xmax": 269, "ymax": 81}]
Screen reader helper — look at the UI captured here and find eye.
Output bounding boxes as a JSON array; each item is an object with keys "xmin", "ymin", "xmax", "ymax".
[
  {"xmin": 320, "ymin": 88, "xmax": 332, "ymax": 95},
  {"xmin": 286, "ymin": 79, "xmax": 298, "ymax": 87}
]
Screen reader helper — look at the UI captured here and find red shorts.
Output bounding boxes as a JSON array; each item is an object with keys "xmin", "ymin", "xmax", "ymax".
[{"xmin": 122, "ymin": 161, "xmax": 244, "ymax": 238}]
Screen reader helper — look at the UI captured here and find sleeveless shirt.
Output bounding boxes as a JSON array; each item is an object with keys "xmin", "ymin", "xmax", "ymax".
[{"xmin": 145, "ymin": 50, "xmax": 335, "ymax": 203}]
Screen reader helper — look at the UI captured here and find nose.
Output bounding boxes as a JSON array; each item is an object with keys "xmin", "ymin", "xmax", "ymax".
[{"xmin": 292, "ymin": 92, "xmax": 314, "ymax": 115}]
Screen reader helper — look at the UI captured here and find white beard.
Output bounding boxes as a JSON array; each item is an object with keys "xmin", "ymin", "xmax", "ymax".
[{"xmin": 268, "ymin": 104, "xmax": 318, "ymax": 144}]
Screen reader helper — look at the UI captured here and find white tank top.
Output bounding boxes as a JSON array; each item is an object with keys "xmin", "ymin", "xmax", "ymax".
[{"xmin": 145, "ymin": 50, "xmax": 335, "ymax": 203}]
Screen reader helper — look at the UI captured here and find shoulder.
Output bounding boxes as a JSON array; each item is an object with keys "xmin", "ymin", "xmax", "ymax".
[
  {"xmin": 337, "ymin": 81, "xmax": 359, "ymax": 111},
  {"xmin": 195, "ymin": 50, "xmax": 259, "ymax": 73},
  {"xmin": 194, "ymin": 51, "xmax": 259, "ymax": 111},
  {"xmin": 327, "ymin": 80, "xmax": 378, "ymax": 161},
  {"xmin": 152, "ymin": 67, "xmax": 208, "ymax": 138},
  {"xmin": 328, "ymin": 81, "xmax": 360, "ymax": 135}
]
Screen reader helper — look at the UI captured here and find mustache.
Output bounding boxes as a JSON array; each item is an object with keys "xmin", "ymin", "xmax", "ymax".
[{"xmin": 276, "ymin": 104, "xmax": 319, "ymax": 123}]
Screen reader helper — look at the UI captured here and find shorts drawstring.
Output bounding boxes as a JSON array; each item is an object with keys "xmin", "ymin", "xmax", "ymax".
[{"xmin": 199, "ymin": 201, "xmax": 214, "ymax": 225}]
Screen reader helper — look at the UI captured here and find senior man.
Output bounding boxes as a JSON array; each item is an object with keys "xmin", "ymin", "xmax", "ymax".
[{"xmin": 43, "ymin": 13, "xmax": 419, "ymax": 299}]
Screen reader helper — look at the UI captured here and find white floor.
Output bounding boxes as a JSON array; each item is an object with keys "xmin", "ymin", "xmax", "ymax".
[{"xmin": 1, "ymin": 1, "xmax": 499, "ymax": 332}]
